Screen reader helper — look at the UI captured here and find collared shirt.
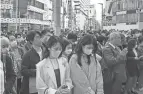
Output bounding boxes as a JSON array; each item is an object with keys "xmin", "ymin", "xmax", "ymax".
[{"xmin": 108, "ymin": 43, "xmax": 116, "ymax": 49}]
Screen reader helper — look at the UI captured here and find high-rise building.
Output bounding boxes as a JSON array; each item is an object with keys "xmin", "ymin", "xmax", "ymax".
[
  {"xmin": 104, "ymin": 0, "xmax": 143, "ymax": 30},
  {"xmin": 73, "ymin": 0, "xmax": 91, "ymax": 30},
  {"xmin": 1, "ymin": 0, "xmax": 53, "ymax": 32}
]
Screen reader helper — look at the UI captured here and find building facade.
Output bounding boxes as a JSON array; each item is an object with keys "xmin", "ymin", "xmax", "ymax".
[
  {"xmin": 1, "ymin": 0, "xmax": 53, "ymax": 32},
  {"xmin": 103, "ymin": 0, "xmax": 143, "ymax": 30},
  {"xmin": 73, "ymin": 0, "xmax": 90, "ymax": 30}
]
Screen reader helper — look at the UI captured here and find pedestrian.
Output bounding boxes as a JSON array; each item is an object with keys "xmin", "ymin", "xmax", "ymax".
[
  {"xmin": 0, "ymin": 60, "xmax": 4, "ymax": 94},
  {"xmin": 61, "ymin": 38, "xmax": 73, "ymax": 62},
  {"xmin": 1, "ymin": 36, "xmax": 16, "ymax": 94},
  {"xmin": 36, "ymin": 36, "xmax": 73, "ymax": 94},
  {"xmin": 9, "ymin": 38, "xmax": 24, "ymax": 94},
  {"xmin": 69, "ymin": 34, "xmax": 104, "ymax": 94},
  {"xmin": 125, "ymin": 39, "xmax": 140, "ymax": 94},
  {"xmin": 101, "ymin": 32, "xmax": 127, "ymax": 94},
  {"xmin": 21, "ymin": 31, "xmax": 43, "ymax": 94},
  {"xmin": 138, "ymin": 36, "xmax": 143, "ymax": 91},
  {"xmin": 23, "ymin": 31, "xmax": 33, "ymax": 53},
  {"xmin": 67, "ymin": 33, "xmax": 78, "ymax": 53}
]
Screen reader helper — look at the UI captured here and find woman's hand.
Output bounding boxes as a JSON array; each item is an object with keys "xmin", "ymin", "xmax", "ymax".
[
  {"xmin": 85, "ymin": 87, "xmax": 95, "ymax": 94},
  {"xmin": 56, "ymin": 85, "xmax": 70, "ymax": 94},
  {"xmin": 135, "ymin": 57, "xmax": 139, "ymax": 60}
]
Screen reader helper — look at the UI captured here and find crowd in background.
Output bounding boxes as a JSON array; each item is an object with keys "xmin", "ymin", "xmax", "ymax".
[{"xmin": 1, "ymin": 29, "xmax": 143, "ymax": 94}]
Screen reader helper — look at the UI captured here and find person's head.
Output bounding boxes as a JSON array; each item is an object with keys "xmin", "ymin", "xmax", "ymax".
[
  {"xmin": 67, "ymin": 33, "xmax": 77, "ymax": 43},
  {"xmin": 138, "ymin": 36, "xmax": 143, "ymax": 44},
  {"xmin": 128, "ymin": 39, "xmax": 137, "ymax": 50},
  {"xmin": 44, "ymin": 36, "xmax": 63, "ymax": 59},
  {"xmin": 15, "ymin": 33, "xmax": 22, "ymax": 43},
  {"xmin": 9, "ymin": 35, "xmax": 16, "ymax": 42},
  {"xmin": 62, "ymin": 38, "xmax": 72, "ymax": 56},
  {"xmin": 120, "ymin": 33, "xmax": 127, "ymax": 46},
  {"xmin": 0, "ymin": 36, "xmax": 10, "ymax": 54},
  {"xmin": 75, "ymin": 34, "xmax": 98, "ymax": 66},
  {"xmin": 26, "ymin": 31, "xmax": 42, "ymax": 47},
  {"xmin": 109, "ymin": 32, "xmax": 121, "ymax": 46},
  {"xmin": 41, "ymin": 29, "xmax": 52, "ymax": 43}
]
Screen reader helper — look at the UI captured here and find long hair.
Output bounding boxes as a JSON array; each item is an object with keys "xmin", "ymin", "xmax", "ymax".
[
  {"xmin": 75, "ymin": 34, "xmax": 98, "ymax": 66},
  {"xmin": 43, "ymin": 36, "xmax": 63, "ymax": 58}
]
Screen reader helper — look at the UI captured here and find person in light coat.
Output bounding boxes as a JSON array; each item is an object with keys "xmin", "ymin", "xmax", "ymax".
[
  {"xmin": 0, "ymin": 60, "xmax": 4, "ymax": 94},
  {"xmin": 36, "ymin": 36, "xmax": 73, "ymax": 94},
  {"xmin": 69, "ymin": 34, "xmax": 104, "ymax": 94}
]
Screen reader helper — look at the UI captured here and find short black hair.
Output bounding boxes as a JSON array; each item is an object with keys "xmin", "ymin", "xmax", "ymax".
[
  {"xmin": 67, "ymin": 33, "xmax": 77, "ymax": 41},
  {"xmin": 41, "ymin": 29, "xmax": 51, "ymax": 36},
  {"xmin": 61, "ymin": 38, "xmax": 72, "ymax": 52},
  {"xmin": 138, "ymin": 36, "xmax": 143, "ymax": 44},
  {"xmin": 26, "ymin": 31, "xmax": 41, "ymax": 42},
  {"xmin": 15, "ymin": 33, "xmax": 21, "ymax": 38}
]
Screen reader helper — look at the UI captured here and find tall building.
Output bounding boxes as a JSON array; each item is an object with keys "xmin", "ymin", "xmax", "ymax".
[
  {"xmin": 1, "ymin": 0, "xmax": 53, "ymax": 32},
  {"xmin": 74, "ymin": 0, "xmax": 90, "ymax": 30},
  {"xmin": 103, "ymin": 0, "xmax": 143, "ymax": 30},
  {"xmin": 84, "ymin": 4, "xmax": 96, "ymax": 30}
]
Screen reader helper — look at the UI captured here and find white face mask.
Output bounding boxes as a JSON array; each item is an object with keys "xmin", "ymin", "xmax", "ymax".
[
  {"xmin": 65, "ymin": 49, "xmax": 72, "ymax": 55},
  {"xmin": 50, "ymin": 50, "xmax": 62, "ymax": 59},
  {"xmin": 84, "ymin": 49, "xmax": 93, "ymax": 55}
]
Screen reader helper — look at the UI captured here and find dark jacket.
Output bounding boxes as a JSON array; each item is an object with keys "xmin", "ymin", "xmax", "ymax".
[
  {"xmin": 1, "ymin": 54, "xmax": 16, "ymax": 94},
  {"xmin": 138, "ymin": 44, "xmax": 143, "ymax": 69},
  {"xmin": 126, "ymin": 48, "xmax": 139, "ymax": 77},
  {"xmin": 24, "ymin": 41, "xmax": 32, "ymax": 53},
  {"xmin": 101, "ymin": 43, "xmax": 127, "ymax": 82},
  {"xmin": 21, "ymin": 48, "xmax": 44, "ymax": 94}
]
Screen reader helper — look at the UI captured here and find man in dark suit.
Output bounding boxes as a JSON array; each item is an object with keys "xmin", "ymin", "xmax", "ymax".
[
  {"xmin": 21, "ymin": 31, "xmax": 43, "ymax": 94},
  {"xmin": 1, "ymin": 36, "xmax": 16, "ymax": 94},
  {"xmin": 102, "ymin": 32, "xmax": 128, "ymax": 94}
]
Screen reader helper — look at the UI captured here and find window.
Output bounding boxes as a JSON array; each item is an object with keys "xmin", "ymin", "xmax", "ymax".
[
  {"xmin": 35, "ymin": 1, "xmax": 44, "ymax": 9},
  {"xmin": 29, "ymin": 0, "xmax": 35, "ymax": 6},
  {"xmin": 28, "ymin": 10, "xmax": 34, "ymax": 19},
  {"xmin": 127, "ymin": 13, "xmax": 138, "ymax": 23},
  {"xmin": 1, "ymin": 9, "xmax": 11, "ymax": 18},
  {"xmin": 35, "ymin": 12, "xmax": 43, "ymax": 20}
]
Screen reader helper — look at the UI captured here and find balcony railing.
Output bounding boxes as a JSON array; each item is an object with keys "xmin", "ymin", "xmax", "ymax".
[
  {"xmin": 0, "ymin": 18, "xmax": 50, "ymax": 25},
  {"xmin": 112, "ymin": 0, "xmax": 143, "ymax": 12}
]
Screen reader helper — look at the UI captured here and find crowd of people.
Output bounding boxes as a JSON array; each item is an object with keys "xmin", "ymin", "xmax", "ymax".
[{"xmin": 1, "ymin": 29, "xmax": 143, "ymax": 94}]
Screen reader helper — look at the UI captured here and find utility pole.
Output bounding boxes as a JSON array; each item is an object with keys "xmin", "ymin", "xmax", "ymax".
[
  {"xmin": 138, "ymin": 0, "xmax": 141, "ymax": 30},
  {"xmin": 53, "ymin": 0, "xmax": 61, "ymax": 36},
  {"xmin": 68, "ymin": 0, "xmax": 72, "ymax": 31},
  {"xmin": 16, "ymin": 0, "xmax": 19, "ymax": 32},
  {"xmin": 63, "ymin": 2, "xmax": 65, "ymax": 31}
]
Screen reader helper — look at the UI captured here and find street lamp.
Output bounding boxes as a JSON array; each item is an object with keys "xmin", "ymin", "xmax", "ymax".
[{"xmin": 98, "ymin": 3, "xmax": 103, "ymax": 31}]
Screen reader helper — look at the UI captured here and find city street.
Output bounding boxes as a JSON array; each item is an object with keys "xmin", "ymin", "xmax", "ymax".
[{"xmin": 1, "ymin": 0, "xmax": 143, "ymax": 94}]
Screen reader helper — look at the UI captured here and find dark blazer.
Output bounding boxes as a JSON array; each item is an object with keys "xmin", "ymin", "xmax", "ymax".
[
  {"xmin": 126, "ymin": 48, "xmax": 139, "ymax": 77},
  {"xmin": 102, "ymin": 43, "xmax": 127, "ymax": 82},
  {"xmin": 1, "ymin": 54, "xmax": 16, "ymax": 94},
  {"xmin": 102, "ymin": 43, "xmax": 127, "ymax": 94},
  {"xmin": 21, "ymin": 47, "xmax": 44, "ymax": 94}
]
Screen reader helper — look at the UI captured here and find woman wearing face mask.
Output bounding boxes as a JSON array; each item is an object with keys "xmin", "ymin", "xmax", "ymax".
[
  {"xmin": 36, "ymin": 36, "xmax": 73, "ymax": 94},
  {"xmin": 69, "ymin": 34, "xmax": 104, "ymax": 94},
  {"xmin": 61, "ymin": 38, "xmax": 73, "ymax": 62}
]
